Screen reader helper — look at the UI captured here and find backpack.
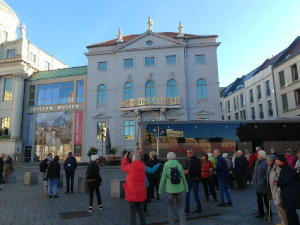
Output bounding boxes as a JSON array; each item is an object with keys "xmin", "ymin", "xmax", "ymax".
[
  {"xmin": 167, "ymin": 167, "xmax": 181, "ymax": 184},
  {"xmin": 39, "ymin": 159, "xmax": 47, "ymax": 172}
]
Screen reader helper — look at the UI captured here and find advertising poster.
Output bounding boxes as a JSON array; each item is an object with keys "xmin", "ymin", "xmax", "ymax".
[{"xmin": 74, "ymin": 111, "xmax": 83, "ymax": 156}]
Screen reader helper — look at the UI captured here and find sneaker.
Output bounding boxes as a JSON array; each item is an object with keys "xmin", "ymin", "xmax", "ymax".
[
  {"xmin": 185, "ymin": 209, "xmax": 190, "ymax": 214},
  {"xmin": 192, "ymin": 209, "xmax": 202, "ymax": 214},
  {"xmin": 214, "ymin": 198, "xmax": 219, "ymax": 202},
  {"xmin": 88, "ymin": 207, "xmax": 93, "ymax": 213},
  {"xmin": 216, "ymin": 203, "xmax": 225, "ymax": 207},
  {"xmin": 54, "ymin": 195, "xmax": 58, "ymax": 198},
  {"xmin": 99, "ymin": 205, "xmax": 103, "ymax": 210},
  {"xmin": 44, "ymin": 193, "xmax": 48, "ymax": 196},
  {"xmin": 49, "ymin": 195, "xmax": 52, "ymax": 198},
  {"xmin": 206, "ymin": 198, "xmax": 209, "ymax": 201},
  {"xmin": 225, "ymin": 202, "xmax": 233, "ymax": 206},
  {"xmin": 65, "ymin": 191, "xmax": 69, "ymax": 194}
]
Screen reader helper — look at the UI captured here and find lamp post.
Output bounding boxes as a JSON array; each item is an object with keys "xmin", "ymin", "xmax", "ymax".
[{"xmin": 101, "ymin": 128, "xmax": 104, "ymax": 167}]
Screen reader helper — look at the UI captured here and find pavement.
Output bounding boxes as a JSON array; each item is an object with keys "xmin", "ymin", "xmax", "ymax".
[{"xmin": 0, "ymin": 164, "xmax": 298, "ymax": 225}]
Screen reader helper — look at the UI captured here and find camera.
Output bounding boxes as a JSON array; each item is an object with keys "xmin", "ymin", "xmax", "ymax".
[{"xmin": 127, "ymin": 150, "xmax": 132, "ymax": 159}]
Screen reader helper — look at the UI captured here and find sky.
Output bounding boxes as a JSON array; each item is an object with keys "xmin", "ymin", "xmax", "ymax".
[{"xmin": 6, "ymin": 0, "xmax": 300, "ymax": 87}]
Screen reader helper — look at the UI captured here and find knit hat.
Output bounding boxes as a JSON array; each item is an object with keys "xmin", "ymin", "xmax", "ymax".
[
  {"xmin": 91, "ymin": 155, "xmax": 99, "ymax": 161},
  {"xmin": 208, "ymin": 153, "xmax": 213, "ymax": 157},
  {"xmin": 275, "ymin": 154, "xmax": 287, "ymax": 162}
]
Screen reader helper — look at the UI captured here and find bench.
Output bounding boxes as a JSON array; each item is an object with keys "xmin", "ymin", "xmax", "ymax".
[{"xmin": 111, "ymin": 179, "xmax": 126, "ymax": 198}]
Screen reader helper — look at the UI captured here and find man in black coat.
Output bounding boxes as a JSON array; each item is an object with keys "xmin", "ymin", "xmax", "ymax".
[
  {"xmin": 0, "ymin": 153, "xmax": 4, "ymax": 189},
  {"xmin": 64, "ymin": 152, "xmax": 77, "ymax": 193},
  {"xmin": 183, "ymin": 148, "xmax": 202, "ymax": 214},
  {"xmin": 275, "ymin": 154, "xmax": 300, "ymax": 225}
]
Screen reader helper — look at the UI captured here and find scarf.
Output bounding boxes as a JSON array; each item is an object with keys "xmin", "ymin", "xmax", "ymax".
[{"xmin": 47, "ymin": 157, "xmax": 53, "ymax": 162}]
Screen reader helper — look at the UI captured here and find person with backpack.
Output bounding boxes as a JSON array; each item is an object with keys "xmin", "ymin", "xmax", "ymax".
[
  {"xmin": 183, "ymin": 148, "xmax": 202, "ymax": 214},
  {"xmin": 159, "ymin": 152, "xmax": 188, "ymax": 225},
  {"xmin": 47, "ymin": 155, "xmax": 61, "ymax": 198},
  {"xmin": 40, "ymin": 153, "xmax": 53, "ymax": 195},
  {"xmin": 64, "ymin": 152, "xmax": 77, "ymax": 193},
  {"xmin": 86, "ymin": 155, "xmax": 103, "ymax": 213}
]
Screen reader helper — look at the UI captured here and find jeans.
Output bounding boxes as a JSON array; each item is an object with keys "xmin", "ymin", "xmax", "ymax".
[
  {"xmin": 128, "ymin": 201, "xmax": 145, "ymax": 225},
  {"xmin": 88, "ymin": 185, "xmax": 102, "ymax": 207},
  {"xmin": 167, "ymin": 191, "xmax": 186, "ymax": 225},
  {"xmin": 185, "ymin": 180, "xmax": 201, "ymax": 211},
  {"xmin": 286, "ymin": 209, "xmax": 299, "ymax": 225},
  {"xmin": 218, "ymin": 179, "xmax": 232, "ymax": 204},
  {"xmin": 202, "ymin": 178, "xmax": 216, "ymax": 199},
  {"xmin": 48, "ymin": 178, "xmax": 57, "ymax": 195},
  {"xmin": 66, "ymin": 171, "xmax": 75, "ymax": 192},
  {"xmin": 256, "ymin": 192, "xmax": 272, "ymax": 216}
]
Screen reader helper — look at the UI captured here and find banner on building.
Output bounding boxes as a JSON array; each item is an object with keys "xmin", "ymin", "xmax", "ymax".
[
  {"xmin": 25, "ymin": 114, "xmax": 34, "ymax": 146},
  {"xmin": 74, "ymin": 111, "xmax": 83, "ymax": 156}
]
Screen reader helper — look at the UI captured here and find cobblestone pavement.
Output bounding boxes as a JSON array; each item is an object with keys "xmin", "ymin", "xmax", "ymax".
[{"xmin": 0, "ymin": 164, "xmax": 299, "ymax": 225}]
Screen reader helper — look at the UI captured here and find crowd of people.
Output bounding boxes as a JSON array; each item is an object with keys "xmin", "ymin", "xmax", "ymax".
[{"xmin": 2, "ymin": 146, "xmax": 300, "ymax": 225}]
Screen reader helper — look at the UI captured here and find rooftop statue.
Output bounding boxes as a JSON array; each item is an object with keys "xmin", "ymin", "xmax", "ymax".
[
  {"xmin": 178, "ymin": 21, "xmax": 183, "ymax": 35},
  {"xmin": 147, "ymin": 17, "xmax": 153, "ymax": 31},
  {"xmin": 117, "ymin": 27, "xmax": 123, "ymax": 42},
  {"xmin": 20, "ymin": 23, "xmax": 26, "ymax": 38}
]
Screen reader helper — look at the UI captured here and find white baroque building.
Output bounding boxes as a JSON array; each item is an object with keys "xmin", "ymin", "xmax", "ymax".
[
  {"xmin": 84, "ymin": 23, "xmax": 222, "ymax": 159},
  {"xmin": 0, "ymin": 0, "xmax": 67, "ymax": 159}
]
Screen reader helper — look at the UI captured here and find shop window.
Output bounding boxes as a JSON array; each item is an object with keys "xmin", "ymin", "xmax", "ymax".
[
  {"xmin": 124, "ymin": 121, "xmax": 134, "ymax": 140},
  {"xmin": 77, "ymin": 80, "xmax": 84, "ymax": 103},
  {"xmin": 97, "ymin": 122, "xmax": 106, "ymax": 141},
  {"xmin": 3, "ymin": 78, "xmax": 12, "ymax": 101}
]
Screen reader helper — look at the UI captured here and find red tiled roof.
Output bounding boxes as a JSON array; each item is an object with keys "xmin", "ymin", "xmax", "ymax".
[{"xmin": 87, "ymin": 32, "xmax": 216, "ymax": 48}]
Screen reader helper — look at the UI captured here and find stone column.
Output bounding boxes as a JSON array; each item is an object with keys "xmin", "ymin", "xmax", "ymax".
[{"xmin": 11, "ymin": 72, "xmax": 27, "ymax": 139}]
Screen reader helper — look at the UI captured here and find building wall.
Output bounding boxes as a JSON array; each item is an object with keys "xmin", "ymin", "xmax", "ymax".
[
  {"xmin": 274, "ymin": 54, "xmax": 300, "ymax": 116},
  {"xmin": 85, "ymin": 31, "xmax": 221, "ymax": 160}
]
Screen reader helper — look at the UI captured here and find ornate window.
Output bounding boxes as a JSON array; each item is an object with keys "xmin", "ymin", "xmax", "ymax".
[
  {"xmin": 197, "ymin": 79, "xmax": 207, "ymax": 99},
  {"xmin": 167, "ymin": 80, "xmax": 177, "ymax": 98},
  {"xmin": 98, "ymin": 85, "xmax": 107, "ymax": 103},
  {"xmin": 124, "ymin": 82, "xmax": 133, "ymax": 100},
  {"xmin": 146, "ymin": 81, "xmax": 155, "ymax": 98}
]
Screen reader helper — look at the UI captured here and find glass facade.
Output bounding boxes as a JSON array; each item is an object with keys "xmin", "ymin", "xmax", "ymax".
[
  {"xmin": 77, "ymin": 80, "xmax": 84, "ymax": 102},
  {"xmin": 37, "ymin": 82, "xmax": 74, "ymax": 105}
]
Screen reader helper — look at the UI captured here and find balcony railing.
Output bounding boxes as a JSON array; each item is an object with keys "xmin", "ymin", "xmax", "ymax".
[{"xmin": 121, "ymin": 97, "xmax": 180, "ymax": 108}]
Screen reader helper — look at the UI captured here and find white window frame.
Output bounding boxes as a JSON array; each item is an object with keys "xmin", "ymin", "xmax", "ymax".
[
  {"xmin": 98, "ymin": 61, "xmax": 108, "ymax": 71},
  {"xmin": 166, "ymin": 55, "xmax": 178, "ymax": 66},
  {"xmin": 195, "ymin": 54, "xmax": 207, "ymax": 65}
]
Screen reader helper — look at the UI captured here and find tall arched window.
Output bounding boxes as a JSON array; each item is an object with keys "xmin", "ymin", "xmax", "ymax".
[
  {"xmin": 197, "ymin": 79, "xmax": 208, "ymax": 99},
  {"xmin": 146, "ymin": 81, "xmax": 155, "ymax": 98},
  {"xmin": 167, "ymin": 80, "xmax": 177, "ymax": 98},
  {"xmin": 124, "ymin": 82, "xmax": 133, "ymax": 100},
  {"xmin": 98, "ymin": 85, "xmax": 107, "ymax": 103}
]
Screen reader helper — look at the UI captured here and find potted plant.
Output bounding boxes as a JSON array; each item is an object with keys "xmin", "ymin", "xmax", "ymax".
[{"xmin": 87, "ymin": 147, "xmax": 98, "ymax": 158}]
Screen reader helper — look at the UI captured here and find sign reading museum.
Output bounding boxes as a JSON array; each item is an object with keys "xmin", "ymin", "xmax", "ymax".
[{"xmin": 29, "ymin": 104, "xmax": 81, "ymax": 112}]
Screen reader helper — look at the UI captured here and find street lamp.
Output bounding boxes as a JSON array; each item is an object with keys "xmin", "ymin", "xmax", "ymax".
[{"xmin": 101, "ymin": 128, "xmax": 104, "ymax": 167}]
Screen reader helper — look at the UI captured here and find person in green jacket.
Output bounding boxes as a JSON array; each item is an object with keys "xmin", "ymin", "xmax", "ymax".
[
  {"xmin": 208, "ymin": 153, "xmax": 219, "ymax": 192},
  {"xmin": 159, "ymin": 152, "xmax": 188, "ymax": 225}
]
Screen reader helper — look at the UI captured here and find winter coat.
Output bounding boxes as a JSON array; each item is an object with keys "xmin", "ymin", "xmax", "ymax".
[
  {"xmin": 235, "ymin": 157, "xmax": 247, "ymax": 176},
  {"xmin": 64, "ymin": 157, "xmax": 77, "ymax": 173},
  {"xmin": 201, "ymin": 159, "xmax": 213, "ymax": 179},
  {"xmin": 252, "ymin": 158, "xmax": 268, "ymax": 194},
  {"xmin": 148, "ymin": 157, "xmax": 161, "ymax": 179},
  {"xmin": 267, "ymin": 164, "xmax": 282, "ymax": 205},
  {"xmin": 246, "ymin": 154, "xmax": 255, "ymax": 167},
  {"xmin": 145, "ymin": 164, "xmax": 160, "ymax": 188},
  {"xmin": 0, "ymin": 157, "xmax": 3, "ymax": 171},
  {"xmin": 86, "ymin": 162, "xmax": 102, "ymax": 188},
  {"xmin": 183, "ymin": 155, "xmax": 201, "ymax": 182},
  {"xmin": 158, "ymin": 159, "xmax": 188, "ymax": 194},
  {"xmin": 121, "ymin": 157, "xmax": 147, "ymax": 202},
  {"xmin": 276, "ymin": 162, "xmax": 300, "ymax": 209},
  {"xmin": 47, "ymin": 161, "xmax": 60, "ymax": 179},
  {"xmin": 4, "ymin": 158, "xmax": 14, "ymax": 171},
  {"xmin": 213, "ymin": 155, "xmax": 229, "ymax": 180},
  {"xmin": 285, "ymin": 154, "xmax": 296, "ymax": 168}
]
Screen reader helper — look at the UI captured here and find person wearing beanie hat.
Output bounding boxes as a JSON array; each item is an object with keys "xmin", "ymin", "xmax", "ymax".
[
  {"xmin": 285, "ymin": 149, "xmax": 296, "ymax": 168},
  {"xmin": 86, "ymin": 155, "xmax": 103, "ymax": 212},
  {"xmin": 275, "ymin": 154, "xmax": 300, "ymax": 225},
  {"xmin": 64, "ymin": 151, "xmax": 77, "ymax": 194},
  {"xmin": 252, "ymin": 150, "xmax": 272, "ymax": 218}
]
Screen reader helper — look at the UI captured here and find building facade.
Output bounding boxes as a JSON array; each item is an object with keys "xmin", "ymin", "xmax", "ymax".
[
  {"xmin": 221, "ymin": 36, "xmax": 300, "ymax": 121},
  {"xmin": 84, "ymin": 23, "xmax": 222, "ymax": 160},
  {"xmin": 21, "ymin": 67, "xmax": 87, "ymax": 162},
  {"xmin": 0, "ymin": 0, "xmax": 67, "ymax": 159}
]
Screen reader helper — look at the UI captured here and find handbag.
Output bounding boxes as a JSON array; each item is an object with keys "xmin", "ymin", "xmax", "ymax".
[{"xmin": 43, "ymin": 169, "xmax": 48, "ymax": 181}]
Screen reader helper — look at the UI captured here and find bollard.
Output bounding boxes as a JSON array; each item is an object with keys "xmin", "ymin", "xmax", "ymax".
[
  {"xmin": 24, "ymin": 172, "xmax": 38, "ymax": 185},
  {"xmin": 57, "ymin": 174, "xmax": 64, "ymax": 188},
  {"xmin": 78, "ymin": 177, "xmax": 88, "ymax": 194},
  {"xmin": 111, "ymin": 179, "xmax": 126, "ymax": 198}
]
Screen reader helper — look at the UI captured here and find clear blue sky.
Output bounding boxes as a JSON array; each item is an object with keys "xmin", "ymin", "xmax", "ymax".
[{"xmin": 7, "ymin": 0, "xmax": 300, "ymax": 87}]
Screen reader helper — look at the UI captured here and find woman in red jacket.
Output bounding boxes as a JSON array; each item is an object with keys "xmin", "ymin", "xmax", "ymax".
[
  {"xmin": 201, "ymin": 153, "xmax": 218, "ymax": 202},
  {"xmin": 121, "ymin": 154, "xmax": 146, "ymax": 225}
]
